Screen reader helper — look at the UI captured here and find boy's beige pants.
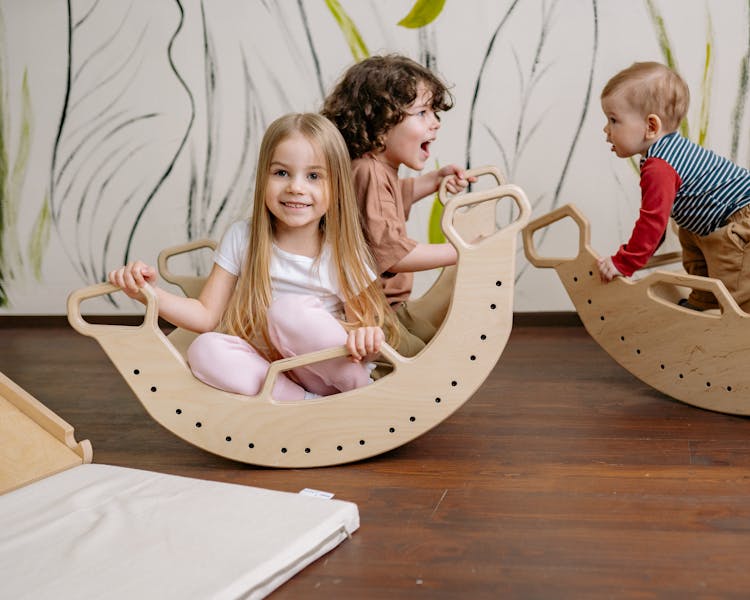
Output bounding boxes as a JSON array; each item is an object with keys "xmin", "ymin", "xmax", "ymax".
[{"xmin": 679, "ymin": 203, "xmax": 750, "ymax": 312}]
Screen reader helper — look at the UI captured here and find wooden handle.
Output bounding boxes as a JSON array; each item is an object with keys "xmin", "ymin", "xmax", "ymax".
[
  {"xmin": 157, "ymin": 239, "xmax": 217, "ymax": 298},
  {"xmin": 256, "ymin": 343, "xmax": 404, "ymax": 402},
  {"xmin": 642, "ymin": 270, "xmax": 745, "ymax": 318},
  {"xmin": 67, "ymin": 282, "xmax": 159, "ymax": 337},
  {"xmin": 522, "ymin": 203, "xmax": 591, "ymax": 268},
  {"xmin": 157, "ymin": 239, "xmax": 216, "ymax": 282},
  {"xmin": 437, "ymin": 164, "xmax": 506, "ymax": 205},
  {"xmin": 440, "ymin": 171, "xmax": 531, "ymax": 249}
]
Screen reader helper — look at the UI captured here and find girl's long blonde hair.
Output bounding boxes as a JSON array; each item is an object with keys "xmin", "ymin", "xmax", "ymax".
[{"xmin": 219, "ymin": 112, "xmax": 399, "ymax": 359}]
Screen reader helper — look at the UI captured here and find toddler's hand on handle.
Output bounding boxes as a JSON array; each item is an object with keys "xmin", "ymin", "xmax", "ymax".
[
  {"xmin": 596, "ymin": 256, "xmax": 622, "ymax": 283},
  {"xmin": 346, "ymin": 326, "xmax": 385, "ymax": 363},
  {"xmin": 108, "ymin": 261, "xmax": 158, "ymax": 299},
  {"xmin": 439, "ymin": 164, "xmax": 477, "ymax": 195}
]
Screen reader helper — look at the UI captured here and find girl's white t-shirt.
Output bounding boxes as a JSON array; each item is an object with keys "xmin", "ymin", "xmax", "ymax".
[{"xmin": 215, "ymin": 220, "xmax": 374, "ymax": 319}]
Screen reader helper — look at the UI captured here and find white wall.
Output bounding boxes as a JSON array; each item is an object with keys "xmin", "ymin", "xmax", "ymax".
[{"xmin": 1, "ymin": 0, "xmax": 748, "ymax": 314}]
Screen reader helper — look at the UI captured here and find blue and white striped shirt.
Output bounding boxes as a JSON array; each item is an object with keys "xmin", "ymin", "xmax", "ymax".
[{"xmin": 644, "ymin": 132, "xmax": 750, "ymax": 235}]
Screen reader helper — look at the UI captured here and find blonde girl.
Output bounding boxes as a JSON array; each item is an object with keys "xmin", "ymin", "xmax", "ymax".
[{"xmin": 109, "ymin": 113, "xmax": 398, "ymax": 401}]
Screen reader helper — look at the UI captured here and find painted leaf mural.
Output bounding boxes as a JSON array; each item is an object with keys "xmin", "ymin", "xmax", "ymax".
[
  {"xmin": 398, "ymin": 0, "xmax": 446, "ymax": 29},
  {"xmin": 47, "ymin": 1, "xmax": 336, "ymax": 290},
  {"xmin": 0, "ymin": 24, "xmax": 34, "ymax": 307},
  {"xmin": 324, "ymin": 0, "xmax": 369, "ymax": 61},
  {"xmin": 466, "ymin": 0, "xmax": 597, "ymax": 216},
  {"xmin": 3, "ymin": 0, "xmax": 750, "ymax": 313},
  {"xmin": 50, "ymin": 0, "xmax": 192, "ymax": 285}
]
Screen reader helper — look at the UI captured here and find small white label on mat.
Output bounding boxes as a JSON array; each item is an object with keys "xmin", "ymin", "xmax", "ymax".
[{"xmin": 299, "ymin": 488, "xmax": 334, "ymax": 499}]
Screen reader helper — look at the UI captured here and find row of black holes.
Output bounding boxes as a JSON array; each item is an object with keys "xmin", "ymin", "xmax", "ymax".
[
  {"xmin": 617, "ymin": 334, "xmax": 733, "ymax": 392},
  {"xmin": 134, "ymin": 353, "xmax": 478, "ymax": 454},
  {"xmin": 130, "ymin": 279, "xmax": 502, "ymax": 455},
  {"xmin": 570, "ymin": 273, "xmax": 734, "ymax": 392},
  {"xmin": 159, "ymin": 370, "xmax": 469, "ymax": 455}
]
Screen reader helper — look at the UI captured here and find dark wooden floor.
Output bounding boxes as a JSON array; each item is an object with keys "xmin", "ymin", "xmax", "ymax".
[{"xmin": 3, "ymin": 322, "xmax": 750, "ymax": 599}]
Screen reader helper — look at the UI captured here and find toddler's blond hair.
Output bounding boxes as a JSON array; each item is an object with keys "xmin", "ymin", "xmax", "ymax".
[{"xmin": 601, "ymin": 61, "xmax": 689, "ymax": 132}]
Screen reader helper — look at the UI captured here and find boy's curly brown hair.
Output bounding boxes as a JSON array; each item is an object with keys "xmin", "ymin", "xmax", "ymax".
[{"xmin": 321, "ymin": 54, "xmax": 454, "ymax": 159}]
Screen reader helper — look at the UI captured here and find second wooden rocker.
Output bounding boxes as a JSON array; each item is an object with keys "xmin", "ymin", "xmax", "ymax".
[{"xmin": 523, "ymin": 203, "xmax": 750, "ymax": 416}]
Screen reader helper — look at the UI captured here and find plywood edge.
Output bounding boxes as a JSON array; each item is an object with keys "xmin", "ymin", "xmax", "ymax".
[{"xmin": 0, "ymin": 371, "xmax": 92, "ymax": 461}]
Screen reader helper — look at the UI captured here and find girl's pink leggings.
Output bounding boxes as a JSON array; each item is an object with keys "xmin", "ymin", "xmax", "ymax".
[{"xmin": 186, "ymin": 294, "xmax": 372, "ymax": 401}]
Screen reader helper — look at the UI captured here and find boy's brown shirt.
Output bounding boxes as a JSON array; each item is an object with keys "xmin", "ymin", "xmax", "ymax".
[{"xmin": 351, "ymin": 153, "xmax": 418, "ymax": 306}]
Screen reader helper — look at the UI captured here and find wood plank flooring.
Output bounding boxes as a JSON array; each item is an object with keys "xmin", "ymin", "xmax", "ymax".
[{"xmin": 2, "ymin": 323, "xmax": 750, "ymax": 598}]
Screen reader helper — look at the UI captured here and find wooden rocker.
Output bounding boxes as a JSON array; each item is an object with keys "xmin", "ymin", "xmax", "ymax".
[
  {"xmin": 67, "ymin": 166, "xmax": 531, "ymax": 467},
  {"xmin": 523, "ymin": 203, "xmax": 750, "ymax": 416}
]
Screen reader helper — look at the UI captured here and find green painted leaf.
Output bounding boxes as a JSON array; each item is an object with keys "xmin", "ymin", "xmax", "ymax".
[
  {"xmin": 325, "ymin": 0, "xmax": 369, "ymax": 61},
  {"xmin": 697, "ymin": 17, "xmax": 714, "ymax": 147},
  {"xmin": 730, "ymin": 51, "xmax": 748, "ymax": 161},
  {"xmin": 428, "ymin": 194, "xmax": 445, "ymax": 244},
  {"xmin": 398, "ymin": 0, "xmax": 446, "ymax": 29},
  {"xmin": 28, "ymin": 193, "xmax": 50, "ymax": 280},
  {"xmin": 627, "ymin": 156, "xmax": 639, "ymax": 176},
  {"xmin": 0, "ymin": 33, "xmax": 8, "ymax": 299},
  {"xmin": 645, "ymin": 0, "xmax": 690, "ymax": 138},
  {"xmin": 4, "ymin": 68, "xmax": 32, "ymax": 275}
]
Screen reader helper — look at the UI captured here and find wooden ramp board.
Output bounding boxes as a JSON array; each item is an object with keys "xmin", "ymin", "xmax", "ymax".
[
  {"xmin": 67, "ymin": 168, "xmax": 531, "ymax": 467},
  {"xmin": 0, "ymin": 371, "xmax": 92, "ymax": 494},
  {"xmin": 523, "ymin": 203, "xmax": 750, "ymax": 416}
]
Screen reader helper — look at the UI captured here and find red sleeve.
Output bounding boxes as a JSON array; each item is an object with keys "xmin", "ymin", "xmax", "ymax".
[{"xmin": 611, "ymin": 157, "xmax": 680, "ymax": 277}]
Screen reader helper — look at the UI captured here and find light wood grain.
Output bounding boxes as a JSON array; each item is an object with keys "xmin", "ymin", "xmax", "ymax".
[
  {"xmin": 524, "ymin": 202, "xmax": 750, "ymax": 415},
  {"xmin": 67, "ymin": 167, "xmax": 530, "ymax": 467},
  {"xmin": 0, "ymin": 371, "xmax": 92, "ymax": 494}
]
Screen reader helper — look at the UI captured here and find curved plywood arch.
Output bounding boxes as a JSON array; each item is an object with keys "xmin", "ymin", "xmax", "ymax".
[
  {"xmin": 524, "ymin": 203, "xmax": 750, "ymax": 416},
  {"xmin": 68, "ymin": 167, "xmax": 530, "ymax": 466}
]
